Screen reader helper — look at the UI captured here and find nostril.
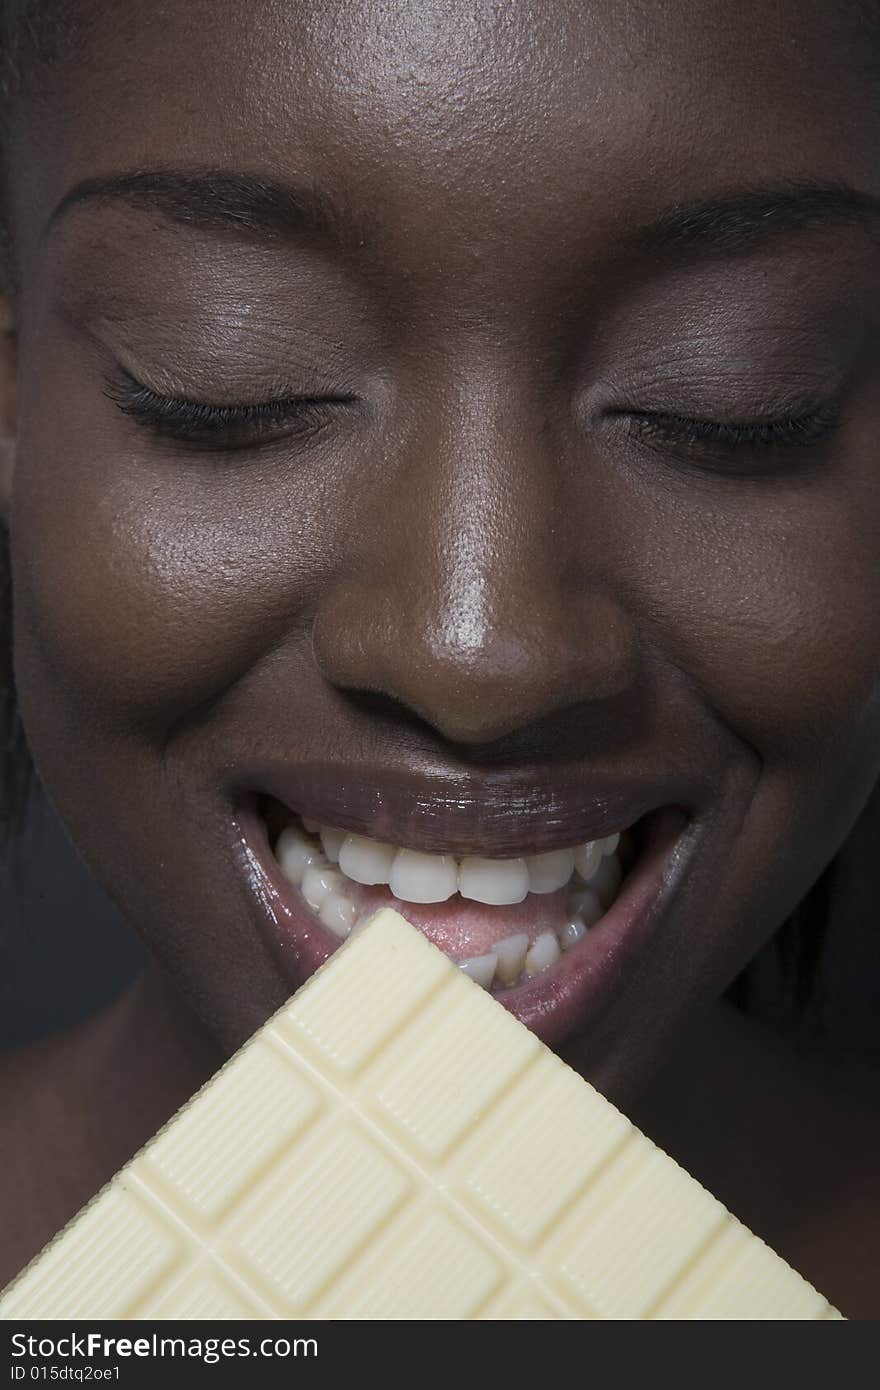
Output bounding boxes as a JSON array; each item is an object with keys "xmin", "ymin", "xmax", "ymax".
[
  {"xmin": 341, "ymin": 687, "xmax": 441, "ymax": 736},
  {"xmin": 341, "ymin": 684, "xmax": 545, "ymax": 752}
]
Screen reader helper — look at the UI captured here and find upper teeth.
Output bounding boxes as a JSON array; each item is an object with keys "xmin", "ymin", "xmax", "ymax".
[
  {"xmin": 271, "ymin": 813, "xmax": 627, "ymax": 990},
  {"xmin": 296, "ymin": 823, "xmax": 621, "ymax": 905}
]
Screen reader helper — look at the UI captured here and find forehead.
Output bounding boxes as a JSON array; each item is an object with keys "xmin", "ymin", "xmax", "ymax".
[{"xmin": 10, "ymin": 0, "xmax": 878, "ymax": 280}]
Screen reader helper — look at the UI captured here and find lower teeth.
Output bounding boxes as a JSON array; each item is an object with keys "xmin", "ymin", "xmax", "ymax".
[{"xmin": 268, "ymin": 811, "xmax": 630, "ymax": 993}]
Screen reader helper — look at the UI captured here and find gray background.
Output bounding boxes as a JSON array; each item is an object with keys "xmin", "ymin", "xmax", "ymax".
[{"xmin": 0, "ymin": 789, "xmax": 145, "ymax": 1050}]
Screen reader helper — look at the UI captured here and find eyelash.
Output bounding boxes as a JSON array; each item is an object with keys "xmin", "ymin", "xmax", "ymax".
[
  {"xmin": 105, "ymin": 370, "xmax": 843, "ymax": 460},
  {"xmin": 104, "ymin": 372, "xmax": 352, "ymax": 446},
  {"xmin": 625, "ymin": 399, "xmax": 842, "ymax": 454}
]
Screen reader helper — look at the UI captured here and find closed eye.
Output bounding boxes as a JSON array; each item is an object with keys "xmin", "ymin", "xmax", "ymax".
[
  {"xmin": 621, "ymin": 399, "xmax": 843, "ymax": 453},
  {"xmin": 103, "ymin": 370, "xmax": 356, "ymax": 448}
]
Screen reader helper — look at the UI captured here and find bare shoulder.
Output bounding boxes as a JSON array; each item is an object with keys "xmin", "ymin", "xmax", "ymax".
[
  {"xmin": 0, "ymin": 1022, "xmax": 98, "ymax": 1289},
  {"xmin": 0, "ymin": 968, "xmax": 220, "ymax": 1292}
]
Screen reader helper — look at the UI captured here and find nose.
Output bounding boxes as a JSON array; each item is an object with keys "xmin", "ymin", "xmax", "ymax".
[{"xmin": 311, "ymin": 381, "xmax": 642, "ymax": 748}]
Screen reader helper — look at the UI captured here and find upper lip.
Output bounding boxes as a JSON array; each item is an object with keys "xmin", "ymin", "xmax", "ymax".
[{"xmin": 234, "ymin": 759, "xmax": 706, "ymax": 856}]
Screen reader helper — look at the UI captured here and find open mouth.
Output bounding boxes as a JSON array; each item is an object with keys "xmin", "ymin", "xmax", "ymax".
[
  {"xmin": 263, "ymin": 796, "xmax": 632, "ymax": 992},
  {"xmin": 237, "ymin": 790, "xmax": 694, "ymax": 1046}
]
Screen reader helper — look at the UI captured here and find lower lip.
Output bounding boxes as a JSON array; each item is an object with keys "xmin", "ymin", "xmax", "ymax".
[{"xmin": 233, "ymin": 802, "xmax": 695, "ymax": 1050}]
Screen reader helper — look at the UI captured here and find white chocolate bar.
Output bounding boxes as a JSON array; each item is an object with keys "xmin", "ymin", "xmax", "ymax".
[{"xmin": 0, "ymin": 909, "xmax": 843, "ymax": 1319}]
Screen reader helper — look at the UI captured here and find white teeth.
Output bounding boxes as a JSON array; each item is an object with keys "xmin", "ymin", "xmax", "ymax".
[
  {"xmin": 590, "ymin": 856, "xmax": 623, "ymax": 909},
  {"xmin": 491, "ymin": 932, "xmax": 530, "ymax": 985},
  {"xmin": 319, "ymin": 826, "xmax": 347, "ymax": 864},
  {"xmin": 301, "ymin": 863, "xmax": 345, "ymax": 911},
  {"xmin": 523, "ymin": 930, "xmax": 561, "ymax": 979},
  {"xmin": 458, "ymin": 855, "xmax": 529, "ymax": 905},
  {"xmin": 525, "ymin": 848, "xmax": 576, "ymax": 894},
  {"xmin": 458, "ymin": 953, "xmax": 498, "ymax": 989},
  {"xmin": 319, "ymin": 892, "xmax": 357, "ymax": 939},
  {"xmin": 301, "ymin": 817, "xmax": 321, "ymax": 834},
  {"xmin": 568, "ymin": 885, "xmax": 604, "ymax": 927},
  {"xmin": 389, "ymin": 848, "xmax": 458, "ymax": 903},
  {"xmin": 573, "ymin": 840, "xmax": 604, "ymax": 882},
  {"xmin": 276, "ymin": 826, "xmax": 324, "ymax": 886},
  {"xmin": 338, "ymin": 833, "xmax": 397, "ymax": 885},
  {"xmin": 560, "ymin": 918, "xmax": 587, "ymax": 950},
  {"xmin": 290, "ymin": 813, "xmax": 629, "ymax": 904},
  {"xmin": 273, "ymin": 813, "xmax": 630, "ymax": 983}
]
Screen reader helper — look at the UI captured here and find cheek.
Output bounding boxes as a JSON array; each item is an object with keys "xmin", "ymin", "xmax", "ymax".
[
  {"xmin": 16, "ymin": 467, "xmax": 271, "ymax": 727},
  {"xmin": 645, "ymin": 476, "xmax": 880, "ymax": 770},
  {"xmin": 10, "ymin": 350, "xmax": 346, "ymax": 736}
]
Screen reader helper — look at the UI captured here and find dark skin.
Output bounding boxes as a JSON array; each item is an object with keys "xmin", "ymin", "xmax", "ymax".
[{"xmin": 0, "ymin": 0, "xmax": 879, "ymax": 1314}]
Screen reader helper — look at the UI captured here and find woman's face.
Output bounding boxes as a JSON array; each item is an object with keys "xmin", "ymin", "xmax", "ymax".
[{"xmin": 2, "ymin": 0, "xmax": 878, "ymax": 1103}]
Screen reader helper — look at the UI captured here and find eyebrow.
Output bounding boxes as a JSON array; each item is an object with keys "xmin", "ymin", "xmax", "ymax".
[
  {"xmin": 631, "ymin": 177, "xmax": 880, "ymax": 259},
  {"xmin": 45, "ymin": 167, "xmax": 373, "ymax": 255},
  {"xmin": 46, "ymin": 167, "xmax": 880, "ymax": 262}
]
